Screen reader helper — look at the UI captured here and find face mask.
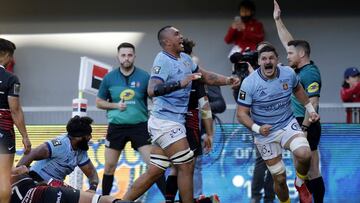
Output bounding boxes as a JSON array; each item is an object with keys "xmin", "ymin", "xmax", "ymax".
[
  {"xmin": 241, "ymin": 16, "xmax": 252, "ymax": 22},
  {"xmin": 77, "ymin": 139, "xmax": 89, "ymax": 151}
]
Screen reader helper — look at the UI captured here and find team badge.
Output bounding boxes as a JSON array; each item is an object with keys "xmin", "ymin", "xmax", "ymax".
[
  {"xmin": 51, "ymin": 139, "xmax": 62, "ymax": 146},
  {"xmin": 307, "ymin": 82, "xmax": 320, "ymax": 93},
  {"xmin": 239, "ymin": 90, "xmax": 246, "ymax": 100},
  {"xmin": 283, "ymin": 83, "xmax": 288, "ymax": 90},
  {"xmin": 153, "ymin": 66, "xmax": 161, "ymax": 74},
  {"xmin": 13, "ymin": 84, "xmax": 20, "ymax": 95}
]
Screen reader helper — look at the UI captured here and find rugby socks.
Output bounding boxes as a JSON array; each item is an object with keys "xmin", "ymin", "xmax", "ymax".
[
  {"xmin": 295, "ymin": 171, "xmax": 308, "ymax": 187},
  {"xmin": 306, "ymin": 176, "xmax": 325, "ymax": 203},
  {"xmin": 102, "ymin": 174, "xmax": 114, "ymax": 195},
  {"xmin": 165, "ymin": 175, "xmax": 178, "ymax": 202},
  {"xmin": 156, "ymin": 174, "xmax": 167, "ymax": 198}
]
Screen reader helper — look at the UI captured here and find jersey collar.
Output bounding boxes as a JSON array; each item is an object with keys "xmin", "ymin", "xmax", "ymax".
[{"xmin": 162, "ymin": 51, "xmax": 178, "ymax": 61}]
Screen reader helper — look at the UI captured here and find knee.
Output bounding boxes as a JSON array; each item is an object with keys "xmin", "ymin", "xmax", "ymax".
[
  {"xmin": 297, "ymin": 149, "xmax": 312, "ymax": 164},
  {"xmin": 274, "ymin": 174, "xmax": 287, "ymax": 187},
  {"xmin": 104, "ymin": 162, "xmax": 117, "ymax": 174}
]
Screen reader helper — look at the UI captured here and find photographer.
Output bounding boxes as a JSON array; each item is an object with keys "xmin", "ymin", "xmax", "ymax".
[{"xmin": 230, "ymin": 48, "xmax": 258, "ymax": 100}]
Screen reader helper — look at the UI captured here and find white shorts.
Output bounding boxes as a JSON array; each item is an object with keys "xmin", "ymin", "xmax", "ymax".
[
  {"xmin": 255, "ymin": 118, "xmax": 304, "ymax": 160},
  {"xmin": 148, "ymin": 116, "xmax": 187, "ymax": 149}
]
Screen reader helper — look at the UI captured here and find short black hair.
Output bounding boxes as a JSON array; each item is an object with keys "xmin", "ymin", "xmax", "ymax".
[
  {"xmin": 182, "ymin": 38, "xmax": 196, "ymax": 55},
  {"xmin": 157, "ymin": 25, "xmax": 172, "ymax": 46},
  {"xmin": 0, "ymin": 38, "xmax": 16, "ymax": 55},
  {"xmin": 117, "ymin": 42, "xmax": 135, "ymax": 52},
  {"xmin": 256, "ymin": 41, "xmax": 273, "ymax": 51},
  {"xmin": 288, "ymin": 40, "xmax": 311, "ymax": 56},
  {"xmin": 258, "ymin": 45, "xmax": 278, "ymax": 57},
  {"xmin": 67, "ymin": 116, "xmax": 93, "ymax": 137},
  {"xmin": 238, "ymin": 0, "xmax": 256, "ymax": 13}
]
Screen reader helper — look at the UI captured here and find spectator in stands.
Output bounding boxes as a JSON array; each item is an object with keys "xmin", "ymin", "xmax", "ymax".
[
  {"xmin": 17, "ymin": 116, "xmax": 99, "ymax": 193},
  {"xmin": 340, "ymin": 67, "xmax": 360, "ymax": 123},
  {"xmin": 224, "ymin": 0, "xmax": 264, "ymax": 56}
]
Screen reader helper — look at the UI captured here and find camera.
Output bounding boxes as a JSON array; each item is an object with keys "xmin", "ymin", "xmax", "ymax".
[{"xmin": 230, "ymin": 48, "xmax": 258, "ymax": 78}]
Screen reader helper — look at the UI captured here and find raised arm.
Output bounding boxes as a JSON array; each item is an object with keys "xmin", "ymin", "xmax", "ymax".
[{"xmin": 273, "ymin": 0, "xmax": 294, "ymax": 50}]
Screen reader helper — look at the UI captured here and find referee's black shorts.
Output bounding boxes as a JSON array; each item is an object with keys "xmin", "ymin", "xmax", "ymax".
[
  {"xmin": 296, "ymin": 117, "xmax": 321, "ymax": 151},
  {"xmin": 105, "ymin": 122, "xmax": 151, "ymax": 151}
]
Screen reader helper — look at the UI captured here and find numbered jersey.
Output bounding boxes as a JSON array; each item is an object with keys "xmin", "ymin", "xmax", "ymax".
[{"xmin": 11, "ymin": 175, "xmax": 36, "ymax": 203}]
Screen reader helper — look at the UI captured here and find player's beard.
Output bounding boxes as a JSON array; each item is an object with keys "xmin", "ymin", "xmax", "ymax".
[
  {"xmin": 121, "ymin": 61, "xmax": 133, "ymax": 70},
  {"xmin": 77, "ymin": 139, "xmax": 89, "ymax": 151}
]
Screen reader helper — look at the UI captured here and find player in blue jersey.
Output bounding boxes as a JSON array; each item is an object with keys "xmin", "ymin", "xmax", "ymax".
[
  {"xmin": 122, "ymin": 26, "xmax": 239, "ymax": 203},
  {"xmin": 236, "ymin": 45, "xmax": 319, "ymax": 203},
  {"xmin": 17, "ymin": 116, "xmax": 99, "ymax": 192},
  {"xmin": 274, "ymin": 1, "xmax": 325, "ymax": 202},
  {"xmin": 96, "ymin": 42, "xmax": 166, "ymax": 197}
]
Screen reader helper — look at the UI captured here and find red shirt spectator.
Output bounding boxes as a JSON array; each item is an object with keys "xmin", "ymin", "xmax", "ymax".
[
  {"xmin": 340, "ymin": 67, "xmax": 360, "ymax": 123},
  {"xmin": 224, "ymin": 0, "xmax": 264, "ymax": 52}
]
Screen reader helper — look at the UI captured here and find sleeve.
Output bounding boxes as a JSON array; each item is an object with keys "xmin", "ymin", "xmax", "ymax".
[
  {"xmin": 236, "ymin": 77, "xmax": 253, "ymax": 107},
  {"xmin": 7, "ymin": 75, "xmax": 20, "ymax": 97},
  {"xmin": 224, "ymin": 27, "xmax": 240, "ymax": 44},
  {"xmin": 46, "ymin": 138, "xmax": 64, "ymax": 158},
  {"xmin": 97, "ymin": 75, "xmax": 110, "ymax": 100},
  {"xmin": 242, "ymin": 21, "xmax": 265, "ymax": 44},
  {"xmin": 302, "ymin": 70, "xmax": 321, "ymax": 97},
  {"xmin": 150, "ymin": 55, "xmax": 170, "ymax": 82},
  {"xmin": 78, "ymin": 152, "xmax": 90, "ymax": 167}
]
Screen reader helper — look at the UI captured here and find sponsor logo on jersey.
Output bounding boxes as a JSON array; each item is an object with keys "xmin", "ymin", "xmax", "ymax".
[{"xmin": 120, "ymin": 89, "xmax": 135, "ymax": 101}]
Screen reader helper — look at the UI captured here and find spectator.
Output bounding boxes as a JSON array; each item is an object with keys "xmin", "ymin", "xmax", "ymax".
[
  {"xmin": 224, "ymin": 0, "xmax": 264, "ymax": 56},
  {"xmin": 340, "ymin": 67, "xmax": 360, "ymax": 123}
]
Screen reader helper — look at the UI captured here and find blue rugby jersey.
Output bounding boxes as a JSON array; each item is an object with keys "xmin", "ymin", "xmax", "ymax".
[{"xmin": 150, "ymin": 51, "xmax": 197, "ymax": 124}]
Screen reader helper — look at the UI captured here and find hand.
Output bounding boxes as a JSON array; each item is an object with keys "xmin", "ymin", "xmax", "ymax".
[
  {"xmin": 259, "ymin": 124, "xmax": 272, "ymax": 136},
  {"xmin": 12, "ymin": 165, "xmax": 29, "ymax": 175},
  {"xmin": 273, "ymin": 0, "xmax": 281, "ymax": 21},
  {"xmin": 308, "ymin": 112, "xmax": 320, "ymax": 123},
  {"xmin": 232, "ymin": 20, "xmax": 245, "ymax": 31},
  {"xmin": 203, "ymin": 134, "xmax": 213, "ymax": 153},
  {"xmin": 180, "ymin": 73, "xmax": 202, "ymax": 88},
  {"xmin": 86, "ymin": 189, "xmax": 96, "ymax": 193},
  {"xmin": 227, "ymin": 76, "xmax": 240, "ymax": 88},
  {"xmin": 22, "ymin": 136, "xmax": 31, "ymax": 154},
  {"xmin": 118, "ymin": 97, "xmax": 127, "ymax": 111}
]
